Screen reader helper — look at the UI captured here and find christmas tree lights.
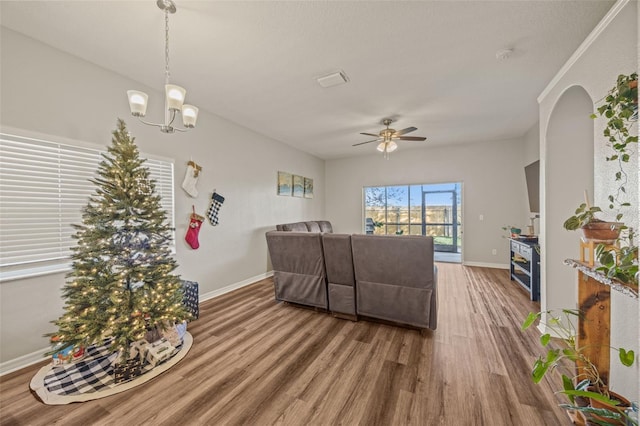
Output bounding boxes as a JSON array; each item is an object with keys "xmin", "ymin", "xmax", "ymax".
[{"xmin": 48, "ymin": 119, "xmax": 189, "ymax": 358}]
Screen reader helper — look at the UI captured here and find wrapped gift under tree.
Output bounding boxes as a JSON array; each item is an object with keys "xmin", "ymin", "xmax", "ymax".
[{"xmin": 181, "ymin": 280, "xmax": 199, "ymax": 320}]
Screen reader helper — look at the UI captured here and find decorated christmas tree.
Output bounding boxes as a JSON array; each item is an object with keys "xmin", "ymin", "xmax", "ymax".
[{"xmin": 49, "ymin": 119, "xmax": 189, "ymax": 358}]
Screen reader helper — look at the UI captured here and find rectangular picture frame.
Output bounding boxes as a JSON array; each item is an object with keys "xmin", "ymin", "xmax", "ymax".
[
  {"xmin": 304, "ymin": 177, "xmax": 314, "ymax": 199},
  {"xmin": 277, "ymin": 171, "xmax": 292, "ymax": 196},
  {"xmin": 292, "ymin": 175, "xmax": 304, "ymax": 198}
]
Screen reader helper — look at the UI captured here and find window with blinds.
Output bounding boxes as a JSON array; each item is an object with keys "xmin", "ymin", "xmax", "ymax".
[{"xmin": 0, "ymin": 132, "xmax": 175, "ymax": 281}]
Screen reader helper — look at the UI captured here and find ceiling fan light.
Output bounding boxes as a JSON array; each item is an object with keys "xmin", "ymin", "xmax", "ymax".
[
  {"xmin": 182, "ymin": 105, "xmax": 199, "ymax": 128},
  {"xmin": 376, "ymin": 142, "xmax": 386, "ymax": 152},
  {"xmin": 387, "ymin": 141, "xmax": 398, "ymax": 152},
  {"xmin": 165, "ymin": 84, "xmax": 186, "ymax": 111},
  {"xmin": 127, "ymin": 90, "xmax": 148, "ymax": 117}
]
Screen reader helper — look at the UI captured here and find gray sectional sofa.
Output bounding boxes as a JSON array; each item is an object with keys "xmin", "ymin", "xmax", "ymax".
[{"xmin": 265, "ymin": 221, "xmax": 438, "ymax": 331}]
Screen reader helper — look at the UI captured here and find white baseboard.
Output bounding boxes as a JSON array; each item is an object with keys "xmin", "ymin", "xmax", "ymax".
[
  {"xmin": 0, "ymin": 271, "xmax": 275, "ymax": 376},
  {"xmin": 462, "ymin": 261, "xmax": 509, "ymax": 270},
  {"xmin": 199, "ymin": 271, "xmax": 274, "ymax": 302},
  {"xmin": 0, "ymin": 347, "xmax": 49, "ymax": 376}
]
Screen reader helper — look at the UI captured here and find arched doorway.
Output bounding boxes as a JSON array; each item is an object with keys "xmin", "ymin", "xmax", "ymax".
[{"xmin": 542, "ymin": 85, "xmax": 593, "ymax": 311}]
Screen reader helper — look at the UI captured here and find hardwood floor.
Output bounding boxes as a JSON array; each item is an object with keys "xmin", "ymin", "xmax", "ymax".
[{"xmin": 0, "ymin": 264, "xmax": 570, "ymax": 425}]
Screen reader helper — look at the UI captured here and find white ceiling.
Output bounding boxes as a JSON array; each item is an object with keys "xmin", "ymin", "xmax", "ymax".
[{"xmin": 1, "ymin": 1, "xmax": 614, "ymax": 160}]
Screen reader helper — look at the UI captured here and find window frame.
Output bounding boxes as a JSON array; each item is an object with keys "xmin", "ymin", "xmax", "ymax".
[{"xmin": 362, "ymin": 183, "xmax": 463, "ymax": 250}]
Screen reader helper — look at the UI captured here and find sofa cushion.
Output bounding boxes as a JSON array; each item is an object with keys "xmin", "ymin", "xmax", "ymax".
[
  {"xmin": 280, "ymin": 222, "xmax": 309, "ymax": 232},
  {"xmin": 356, "ymin": 280, "xmax": 433, "ymax": 328},
  {"xmin": 276, "ymin": 220, "xmax": 333, "ymax": 233},
  {"xmin": 305, "ymin": 221, "xmax": 321, "ymax": 232},
  {"xmin": 265, "ymin": 231, "xmax": 328, "ymax": 309},
  {"xmin": 322, "ymin": 234, "xmax": 354, "ymax": 286},
  {"xmin": 316, "ymin": 221, "xmax": 333, "ymax": 233},
  {"xmin": 328, "ymin": 283, "xmax": 356, "ymax": 315},
  {"xmin": 323, "ymin": 233, "xmax": 355, "ymax": 315},
  {"xmin": 351, "ymin": 234, "xmax": 437, "ymax": 330},
  {"xmin": 274, "ymin": 271, "xmax": 327, "ymax": 308},
  {"xmin": 351, "ymin": 235, "xmax": 435, "ymax": 287}
]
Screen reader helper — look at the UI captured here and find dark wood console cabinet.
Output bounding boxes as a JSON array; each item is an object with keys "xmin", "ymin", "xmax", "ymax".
[{"xmin": 509, "ymin": 238, "xmax": 540, "ymax": 301}]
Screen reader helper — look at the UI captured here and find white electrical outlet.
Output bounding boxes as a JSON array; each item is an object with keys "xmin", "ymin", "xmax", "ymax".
[
  {"xmin": 492, "ymin": 249, "xmax": 497, "ymax": 255},
  {"xmin": 479, "ymin": 214, "xmax": 484, "ymax": 221}
]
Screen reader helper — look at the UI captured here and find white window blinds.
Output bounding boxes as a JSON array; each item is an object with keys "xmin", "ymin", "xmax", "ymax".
[{"xmin": 0, "ymin": 132, "xmax": 175, "ymax": 280}]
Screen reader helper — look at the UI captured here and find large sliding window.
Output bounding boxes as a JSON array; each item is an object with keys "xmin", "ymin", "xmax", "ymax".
[
  {"xmin": 364, "ymin": 182, "xmax": 462, "ymax": 253},
  {"xmin": 0, "ymin": 132, "xmax": 175, "ymax": 280}
]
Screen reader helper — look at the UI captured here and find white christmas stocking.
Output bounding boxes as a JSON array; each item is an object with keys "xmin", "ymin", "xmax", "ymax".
[{"xmin": 181, "ymin": 161, "xmax": 202, "ymax": 198}]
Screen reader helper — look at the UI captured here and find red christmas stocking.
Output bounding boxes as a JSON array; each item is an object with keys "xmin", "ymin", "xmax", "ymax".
[{"xmin": 185, "ymin": 209, "xmax": 203, "ymax": 249}]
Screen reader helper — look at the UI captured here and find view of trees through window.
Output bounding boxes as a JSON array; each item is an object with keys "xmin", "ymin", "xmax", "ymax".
[{"xmin": 364, "ymin": 183, "xmax": 462, "ymax": 253}]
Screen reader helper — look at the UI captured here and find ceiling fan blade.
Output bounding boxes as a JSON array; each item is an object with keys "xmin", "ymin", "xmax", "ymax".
[
  {"xmin": 396, "ymin": 136, "xmax": 427, "ymax": 141},
  {"xmin": 394, "ymin": 127, "xmax": 417, "ymax": 136},
  {"xmin": 352, "ymin": 139, "xmax": 381, "ymax": 147},
  {"xmin": 359, "ymin": 132, "xmax": 380, "ymax": 137}
]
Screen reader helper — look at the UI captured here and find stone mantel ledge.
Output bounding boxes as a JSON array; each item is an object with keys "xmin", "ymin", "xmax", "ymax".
[{"xmin": 564, "ymin": 259, "xmax": 639, "ymax": 300}]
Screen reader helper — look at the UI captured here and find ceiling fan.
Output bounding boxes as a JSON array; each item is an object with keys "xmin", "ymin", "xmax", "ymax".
[{"xmin": 353, "ymin": 118, "xmax": 427, "ymax": 158}]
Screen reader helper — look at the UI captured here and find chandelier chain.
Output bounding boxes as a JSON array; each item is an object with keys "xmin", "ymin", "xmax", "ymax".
[
  {"xmin": 127, "ymin": 0, "xmax": 198, "ymax": 133},
  {"xmin": 164, "ymin": 8, "xmax": 170, "ymax": 84}
]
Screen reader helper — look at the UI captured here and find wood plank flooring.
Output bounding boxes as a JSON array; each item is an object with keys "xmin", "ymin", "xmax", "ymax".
[{"xmin": 0, "ymin": 264, "xmax": 570, "ymax": 425}]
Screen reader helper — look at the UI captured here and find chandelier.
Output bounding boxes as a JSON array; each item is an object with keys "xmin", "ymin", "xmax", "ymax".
[{"xmin": 127, "ymin": 0, "xmax": 198, "ymax": 133}]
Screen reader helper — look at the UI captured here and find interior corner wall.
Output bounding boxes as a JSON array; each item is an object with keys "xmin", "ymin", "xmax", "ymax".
[
  {"xmin": 324, "ymin": 137, "xmax": 529, "ymax": 267},
  {"xmin": 538, "ymin": 0, "xmax": 638, "ymax": 399},
  {"xmin": 0, "ymin": 27, "xmax": 325, "ymax": 365}
]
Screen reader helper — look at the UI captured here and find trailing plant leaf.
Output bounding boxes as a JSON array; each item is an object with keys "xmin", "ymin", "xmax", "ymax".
[
  {"xmin": 592, "ymin": 73, "xmax": 638, "ymax": 217},
  {"xmin": 561, "ymin": 389, "xmax": 620, "ymax": 406},
  {"xmin": 559, "ymin": 404, "xmax": 623, "ymax": 423},
  {"xmin": 562, "ymin": 374, "xmax": 576, "ymax": 404},
  {"xmin": 531, "ymin": 351, "xmax": 559, "ymax": 384},
  {"xmin": 619, "ymin": 348, "xmax": 635, "ymax": 367},
  {"xmin": 531, "ymin": 359, "xmax": 546, "ymax": 383},
  {"xmin": 540, "ymin": 333, "xmax": 551, "ymax": 346},
  {"xmin": 521, "ymin": 311, "xmax": 539, "ymax": 330},
  {"xmin": 562, "ymin": 348, "xmax": 578, "ymax": 362}
]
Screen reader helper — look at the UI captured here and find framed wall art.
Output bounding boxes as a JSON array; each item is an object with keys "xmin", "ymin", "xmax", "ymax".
[
  {"xmin": 292, "ymin": 175, "xmax": 304, "ymax": 197},
  {"xmin": 304, "ymin": 177, "xmax": 313, "ymax": 199},
  {"xmin": 277, "ymin": 171, "xmax": 292, "ymax": 196}
]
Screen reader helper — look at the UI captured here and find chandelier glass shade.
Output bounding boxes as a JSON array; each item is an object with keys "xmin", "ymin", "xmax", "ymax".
[{"xmin": 127, "ymin": 0, "xmax": 198, "ymax": 133}]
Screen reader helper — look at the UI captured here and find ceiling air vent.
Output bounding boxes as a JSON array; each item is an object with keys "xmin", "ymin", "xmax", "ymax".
[{"xmin": 316, "ymin": 70, "xmax": 349, "ymax": 88}]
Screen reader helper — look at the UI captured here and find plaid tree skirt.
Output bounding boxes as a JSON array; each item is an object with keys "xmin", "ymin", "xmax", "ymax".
[
  {"xmin": 31, "ymin": 333, "xmax": 193, "ymax": 405},
  {"xmin": 44, "ymin": 339, "xmax": 119, "ymax": 396}
]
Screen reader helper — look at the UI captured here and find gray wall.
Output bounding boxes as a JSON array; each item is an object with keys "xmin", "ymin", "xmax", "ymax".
[
  {"xmin": 324, "ymin": 137, "xmax": 529, "ymax": 267},
  {"xmin": 0, "ymin": 28, "xmax": 325, "ymax": 364}
]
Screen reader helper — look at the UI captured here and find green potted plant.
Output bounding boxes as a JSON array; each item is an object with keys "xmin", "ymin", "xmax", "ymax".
[
  {"xmin": 522, "ymin": 309, "xmax": 636, "ymax": 426},
  {"xmin": 501, "ymin": 225, "xmax": 521, "ymax": 239},
  {"xmin": 563, "ymin": 203, "xmax": 623, "ymax": 243}
]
